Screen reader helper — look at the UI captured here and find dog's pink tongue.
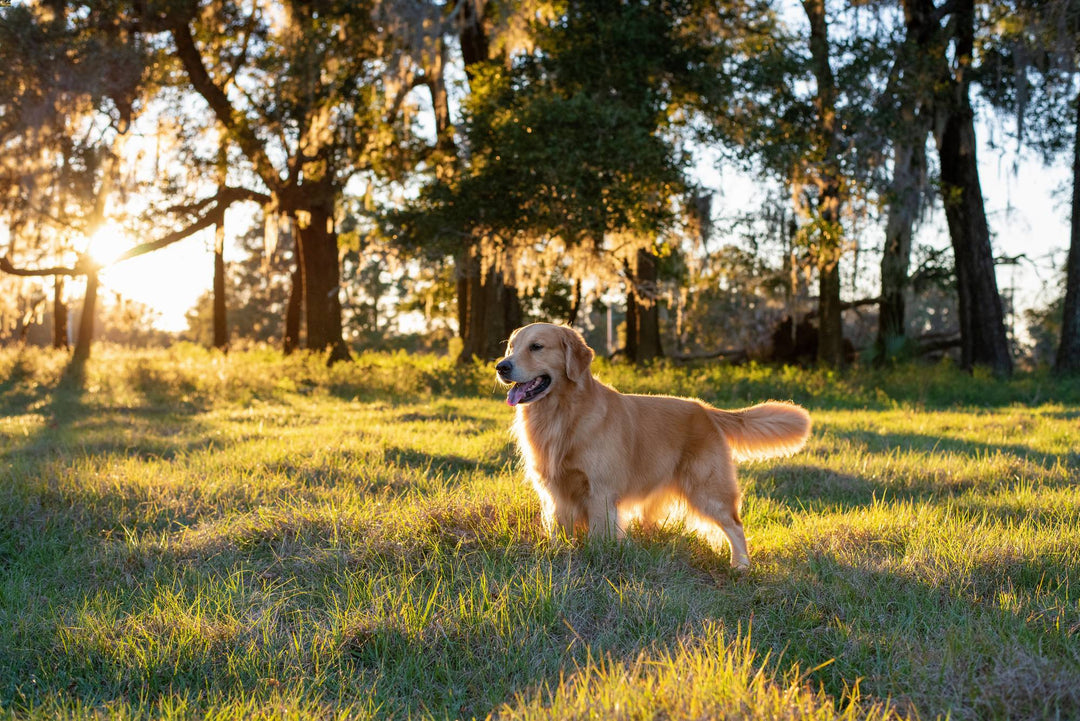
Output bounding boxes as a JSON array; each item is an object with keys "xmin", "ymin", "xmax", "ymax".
[{"xmin": 506, "ymin": 383, "xmax": 527, "ymax": 406}]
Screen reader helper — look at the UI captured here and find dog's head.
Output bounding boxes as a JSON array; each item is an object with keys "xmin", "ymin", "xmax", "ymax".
[{"xmin": 495, "ymin": 323, "xmax": 594, "ymax": 406}]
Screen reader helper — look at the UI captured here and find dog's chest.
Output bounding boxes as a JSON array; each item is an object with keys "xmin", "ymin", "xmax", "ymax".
[{"xmin": 516, "ymin": 409, "xmax": 588, "ymax": 494}]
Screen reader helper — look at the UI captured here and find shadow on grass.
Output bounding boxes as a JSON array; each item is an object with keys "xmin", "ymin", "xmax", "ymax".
[
  {"xmin": 752, "ymin": 462, "xmax": 1078, "ymax": 529},
  {"xmin": 0, "ymin": 354, "xmax": 265, "ymax": 709},
  {"xmin": 0, "ymin": 353, "xmax": 88, "ymax": 426},
  {"xmin": 749, "ymin": 544, "xmax": 1080, "ymax": 720},
  {"xmin": 827, "ymin": 426, "xmax": 1078, "ymax": 472},
  {"xmin": 0, "ymin": 355, "xmax": 49, "ymax": 412},
  {"xmin": 382, "ymin": 445, "xmax": 513, "ymax": 480},
  {"xmin": 397, "ymin": 409, "xmax": 501, "ymax": 432}
]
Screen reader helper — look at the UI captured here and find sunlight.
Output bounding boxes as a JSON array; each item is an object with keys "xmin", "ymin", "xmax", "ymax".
[
  {"xmin": 84, "ymin": 220, "xmax": 217, "ymax": 333},
  {"xmin": 85, "ymin": 221, "xmax": 133, "ymax": 268}
]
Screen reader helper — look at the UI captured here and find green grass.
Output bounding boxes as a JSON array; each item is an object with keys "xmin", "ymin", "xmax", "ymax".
[{"xmin": 1, "ymin": 343, "xmax": 1078, "ymax": 720}]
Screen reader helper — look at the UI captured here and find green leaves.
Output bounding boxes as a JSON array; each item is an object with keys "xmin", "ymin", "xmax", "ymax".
[{"xmin": 401, "ymin": 0, "xmax": 719, "ymax": 256}]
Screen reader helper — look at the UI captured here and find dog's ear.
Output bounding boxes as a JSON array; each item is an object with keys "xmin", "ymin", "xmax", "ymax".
[{"xmin": 562, "ymin": 326, "xmax": 594, "ymax": 385}]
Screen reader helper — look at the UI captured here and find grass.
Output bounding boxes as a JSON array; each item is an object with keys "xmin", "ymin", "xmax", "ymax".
[{"xmin": 0, "ymin": 343, "xmax": 1078, "ymax": 720}]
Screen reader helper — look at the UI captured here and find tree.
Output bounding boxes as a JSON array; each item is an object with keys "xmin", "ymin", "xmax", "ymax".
[
  {"xmin": 625, "ymin": 247, "xmax": 665, "ymax": 362},
  {"xmin": 185, "ymin": 214, "xmax": 295, "ymax": 346},
  {"xmin": 138, "ymin": 0, "xmax": 419, "ymax": 363},
  {"xmin": 981, "ymin": 0, "xmax": 1080, "ymax": 373},
  {"xmin": 397, "ymin": 0, "xmax": 736, "ymax": 362},
  {"xmin": 799, "ymin": 0, "xmax": 846, "ymax": 367},
  {"xmin": 212, "ymin": 147, "xmax": 229, "ymax": 351},
  {"xmin": 1061, "ymin": 92, "xmax": 1080, "ymax": 373},
  {"xmin": 0, "ymin": 2, "xmax": 276, "ymax": 361},
  {"xmin": 0, "ymin": 1, "xmax": 146, "ymax": 361},
  {"xmin": 875, "ymin": 3, "xmax": 934, "ymax": 362},
  {"xmin": 714, "ymin": 0, "xmax": 894, "ymax": 368},
  {"xmin": 451, "ymin": 0, "xmax": 525, "ymax": 363},
  {"xmin": 900, "ymin": 0, "xmax": 1013, "ymax": 375}
]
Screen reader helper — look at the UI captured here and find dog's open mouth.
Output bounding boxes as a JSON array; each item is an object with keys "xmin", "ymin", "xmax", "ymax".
[{"xmin": 506, "ymin": 375, "xmax": 552, "ymax": 406}]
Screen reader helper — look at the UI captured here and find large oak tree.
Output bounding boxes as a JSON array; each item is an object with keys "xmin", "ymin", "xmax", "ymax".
[{"xmin": 138, "ymin": 0, "xmax": 418, "ymax": 362}]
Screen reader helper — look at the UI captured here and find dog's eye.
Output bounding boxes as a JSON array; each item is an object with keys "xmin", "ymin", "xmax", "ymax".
[{"xmin": 529, "ymin": 342, "xmax": 543, "ymax": 351}]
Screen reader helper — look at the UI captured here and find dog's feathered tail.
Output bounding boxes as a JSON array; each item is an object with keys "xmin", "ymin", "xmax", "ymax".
[{"xmin": 708, "ymin": 401, "xmax": 811, "ymax": 461}]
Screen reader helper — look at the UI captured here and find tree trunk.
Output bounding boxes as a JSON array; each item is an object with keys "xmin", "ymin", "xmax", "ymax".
[
  {"xmin": 817, "ymin": 246, "xmax": 844, "ymax": 366},
  {"xmin": 877, "ymin": 4, "xmax": 934, "ymax": 362},
  {"xmin": 213, "ymin": 221, "xmax": 228, "ymax": 351},
  {"xmin": 283, "ymin": 256, "xmax": 302, "ymax": 355},
  {"xmin": 936, "ymin": 116, "xmax": 1012, "ymax": 375},
  {"xmin": 294, "ymin": 202, "xmax": 351, "ymax": 363},
  {"xmin": 459, "ymin": 249, "xmax": 485, "ymax": 361},
  {"xmin": 495, "ymin": 274, "xmax": 523, "ymax": 358},
  {"xmin": 624, "ymin": 250, "xmax": 662, "ymax": 363},
  {"xmin": 635, "ymin": 249, "xmax": 663, "ymax": 361},
  {"xmin": 876, "ymin": 129, "xmax": 927, "ymax": 360},
  {"xmin": 428, "ymin": 38, "xmax": 457, "ymax": 169},
  {"xmin": 53, "ymin": 275, "xmax": 68, "ymax": 349},
  {"xmin": 459, "ymin": 0, "xmax": 490, "ymax": 84},
  {"xmin": 73, "ymin": 268, "xmax": 98, "ymax": 364},
  {"xmin": 567, "ymin": 279, "xmax": 583, "ymax": 326},
  {"xmin": 453, "ymin": 1, "xmax": 517, "ymax": 363},
  {"xmin": 457, "ymin": 250, "xmax": 521, "ymax": 362},
  {"xmin": 1056, "ymin": 84, "xmax": 1080, "ymax": 374},
  {"xmin": 480, "ymin": 266, "xmax": 510, "ymax": 360},
  {"xmin": 933, "ymin": 0, "xmax": 1012, "ymax": 376},
  {"xmin": 455, "ymin": 250, "xmax": 469, "ymax": 341},
  {"xmin": 803, "ymin": 0, "xmax": 845, "ymax": 368}
]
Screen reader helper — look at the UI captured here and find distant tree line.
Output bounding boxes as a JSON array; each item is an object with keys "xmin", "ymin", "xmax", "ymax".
[{"xmin": 1, "ymin": 0, "xmax": 1079, "ymax": 375}]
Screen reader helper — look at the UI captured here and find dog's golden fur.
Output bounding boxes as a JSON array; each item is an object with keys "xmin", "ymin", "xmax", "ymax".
[{"xmin": 497, "ymin": 323, "xmax": 811, "ymax": 569}]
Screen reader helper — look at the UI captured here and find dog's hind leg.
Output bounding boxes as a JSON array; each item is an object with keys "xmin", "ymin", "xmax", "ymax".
[
  {"xmin": 682, "ymin": 458, "xmax": 750, "ymax": 570},
  {"xmin": 689, "ymin": 494, "xmax": 750, "ymax": 570}
]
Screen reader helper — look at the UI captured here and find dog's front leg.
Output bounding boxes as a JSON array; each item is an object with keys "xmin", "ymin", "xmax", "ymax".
[
  {"xmin": 531, "ymin": 478, "xmax": 572, "ymax": 541},
  {"xmin": 552, "ymin": 503, "xmax": 579, "ymax": 540},
  {"xmin": 586, "ymin": 494, "xmax": 622, "ymax": 541}
]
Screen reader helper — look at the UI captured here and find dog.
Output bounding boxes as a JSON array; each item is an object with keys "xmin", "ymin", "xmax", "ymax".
[{"xmin": 495, "ymin": 323, "xmax": 811, "ymax": 570}]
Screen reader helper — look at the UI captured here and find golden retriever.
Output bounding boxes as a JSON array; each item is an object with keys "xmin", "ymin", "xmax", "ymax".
[{"xmin": 496, "ymin": 323, "xmax": 811, "ymax": 570}]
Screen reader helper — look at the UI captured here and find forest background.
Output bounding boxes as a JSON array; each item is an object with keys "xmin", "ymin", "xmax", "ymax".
[{"xmin": 2, "ymin": 0, "xmax": 1080, "ymax": 375}]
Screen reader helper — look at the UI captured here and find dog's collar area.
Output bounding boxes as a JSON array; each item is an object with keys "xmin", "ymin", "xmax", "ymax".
[{"xmin": 506, "ymin": 374, "xmax": 552, "ymax": 406}]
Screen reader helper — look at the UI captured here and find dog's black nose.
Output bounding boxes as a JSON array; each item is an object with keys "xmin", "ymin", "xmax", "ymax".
[{"xmin": 496, "ymin": 359, "xmax": 513, "ymax": 377}]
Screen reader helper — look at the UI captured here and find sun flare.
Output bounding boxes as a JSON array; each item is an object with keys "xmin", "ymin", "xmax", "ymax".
[
  {"xmin": 83, "ymin": 220, "xmax": 216, "ymax": 333},
  {"xmin": 85, "ymin": 221, "xmax": 134, "ymax": 268}
]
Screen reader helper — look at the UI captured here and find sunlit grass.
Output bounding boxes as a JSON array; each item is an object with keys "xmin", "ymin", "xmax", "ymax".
[{"xmin": 0, "ymin": 343, "xmax": 1078, "ymax": 719}]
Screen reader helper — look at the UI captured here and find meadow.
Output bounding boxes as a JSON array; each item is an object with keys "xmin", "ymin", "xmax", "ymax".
[{"xmin": 0, "ymin": 344, "xmax": 1078, "ymax": 720}]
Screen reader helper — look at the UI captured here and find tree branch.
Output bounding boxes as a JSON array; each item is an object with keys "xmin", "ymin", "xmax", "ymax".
[
  {"xmin": 1, "ymin": 187, "xmax": 266, "ymax": 278},
  {"xmin": 0, "ymin": 255, "xmax": 86, "ymax": 278},
  {"xmin": 803, "ymin": 296, "xmax": 882, "ymax": 318},
  {"xmin": 113, "ymin": 208, "xmax": 223, "ymax": 264},
  {"xmin": 916, "ymin": 334, "xmax": 962, "ymax": 354},
  {"xmin": 670, "ymin": 348, "xmax": 749, "ymax": 363},
  {"xmin": 119, "ymin": 186, "xmax": 270, "ymax": 261},
  {"xmin": 170, "ymin": 20, "xmax": 281, "ymax": 192},
  {"xmin": 165, "ymin": 186, "xmax": 271, "ymax": 217}
]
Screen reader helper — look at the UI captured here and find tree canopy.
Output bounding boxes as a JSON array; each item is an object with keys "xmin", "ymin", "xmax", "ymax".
[{"xmin": 1, "ymin": 0, "xmax": 1076, "ymax": 374}]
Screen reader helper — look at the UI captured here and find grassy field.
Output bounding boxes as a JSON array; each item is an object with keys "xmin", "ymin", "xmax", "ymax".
[{"xmin": 0, "ymin": 344, "xmax": 1078, "ymax": 720}]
